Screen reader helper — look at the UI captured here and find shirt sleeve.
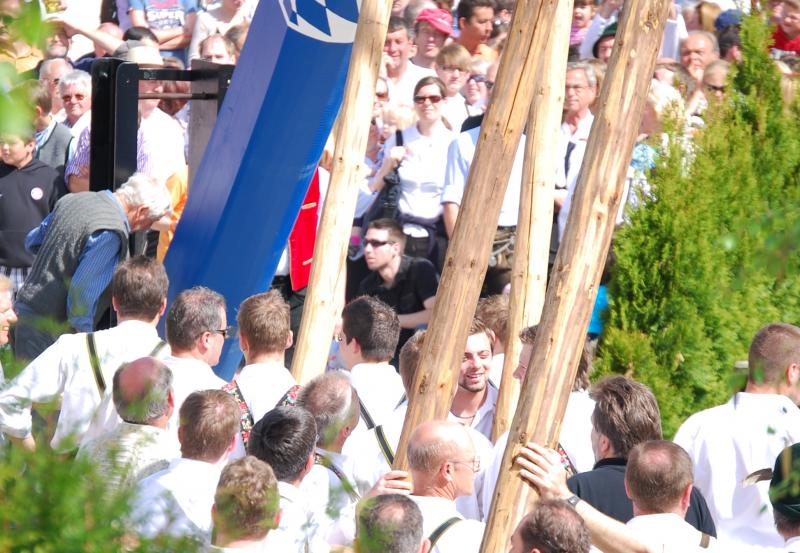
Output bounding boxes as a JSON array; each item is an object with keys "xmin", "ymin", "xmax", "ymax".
[
  {"xmin": 65, "ymin": 126, "xmax": 90, "ymax": 179},
  {"xmin": 441, "ymin": 135, "xmax": 467, "ymax": 206},
  {"xmin": 67, "ymin": 230, "xmax": 123, "ymax": 332},
  {"xmin": 25, "ymin": 210, "xmax": 54, "ymax": 254},
  {"xmin": 0, "ymin": 338, "xmax": 69, "ymax": 438},
  {"xmin": 128, "ymin": 0, "xmax": 145, "ymax": 10},
  {"xmin": 412, "ymin": 259, "xmax": 439, "ymax": 302}
]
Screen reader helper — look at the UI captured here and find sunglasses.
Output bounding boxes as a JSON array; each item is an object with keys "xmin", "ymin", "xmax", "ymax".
[
  {"xmin": 61, "ymin": 93, "xmax": 86, "ymax": 102},
  {"xmin": 211, "ymin": 326, "xmax": 238, "ymax": 339},
  {"xmin": 414, "ymin": 94, "xmax": 443, "ymax": 105},
  {"xmin": 363, "ymin": 239, "xmax": 395, "ymax": 248},
  {"xmin": 469, "ymin": 74, "xmax": 487, "ymax": 83}
]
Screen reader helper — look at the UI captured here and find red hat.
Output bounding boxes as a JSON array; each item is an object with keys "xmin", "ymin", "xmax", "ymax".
[{"xmin": 415, "ymin": 8, "xmax": 453, "ymax": 36}]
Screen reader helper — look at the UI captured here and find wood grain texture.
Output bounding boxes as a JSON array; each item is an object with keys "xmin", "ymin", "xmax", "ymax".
[
  {"xmin": 290, "ymin": 0, "xmax": 392, "ymax": 384},
  {"xmin": 391, "ymin": 0, "xmax": 562, "ymax": 472},
  {"xmin": 480, "ymin": 1, "xmax": 672, "ymax": 551},
  {"xmin": 491, "ymin": 0, "xmax": 573, "ymax": 442}
]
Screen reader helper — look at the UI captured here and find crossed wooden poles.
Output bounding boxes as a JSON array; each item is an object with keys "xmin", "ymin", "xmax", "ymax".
[{"xmin": 291, "ymin": 0, "xmax": 671, "ymax": 550}]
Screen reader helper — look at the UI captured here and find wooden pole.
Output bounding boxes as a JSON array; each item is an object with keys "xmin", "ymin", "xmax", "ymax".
[
  {"xmin": 391, "ymin": 0, "xmax": 564, "ymax": 472},
  {"xmin": 480, "ymin": 1, "xmax": 671, "ymax": 550},
  {"xmin": 290, "ymin": 0, "xmax": 392, "ymax": 384},
  {"xmin": 491, "ymin": 0, "xmax": 573, "ymax": 442}
]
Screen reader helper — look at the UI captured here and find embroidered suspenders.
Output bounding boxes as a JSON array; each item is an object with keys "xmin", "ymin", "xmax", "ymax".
[{"xmin": 222, "ymin": 380, "xmax": 255, "ymax": 447}]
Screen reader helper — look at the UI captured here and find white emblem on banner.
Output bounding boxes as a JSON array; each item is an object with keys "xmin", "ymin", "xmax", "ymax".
[{"xmin": 280, "ymin": 0, "xmax": 360, "ymax": 43}]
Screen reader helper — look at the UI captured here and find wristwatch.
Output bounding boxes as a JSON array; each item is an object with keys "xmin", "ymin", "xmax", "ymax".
[{"xmin": 566, "ymin": 494, "xmax": 582, "ymax": 507}]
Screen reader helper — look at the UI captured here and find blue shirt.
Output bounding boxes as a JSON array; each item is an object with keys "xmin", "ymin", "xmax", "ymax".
[{"xmin": 25, "ymin": 191, "xmax": 129, "ymax": 332}]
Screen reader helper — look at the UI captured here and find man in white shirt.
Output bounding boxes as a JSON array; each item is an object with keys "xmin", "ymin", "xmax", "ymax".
[
  {"xmin": 674, "ymin": 323, "xmax": 800, "ymax": 550},
  {"xmin": 229, "ymin": 290, "xmax": 297, "ymax": 458},
  {"xmin": 384, "ymin": 17, "xmax": 436, "ymax": 108},
  {"xmin": 162, "ymin": 286, "xmax": 228, "ymax": 435},
  {"xmin": 356, "ymin": 494, "xmax": 431, "ymax": 553},
  {"xmin": 450, "ymin": 318, "xmax": 497, "ymax": 442},
  {"xmin": 407, "ymin": 421, "xmax": 486, "ymax": 553},
  {"xmin": 249, "ymin": 406, "xmax": 329, "ymax": 553},
  {"xmin": 338, "ymin": 295, "xmax": 405, "ymax": 434},
  {"xmin": 78, "ymin": 356, "xmax": 179, "ymax": 492},
  {"xmin": 208, "ymin": 456, "xmax": 281, "ymax": 552},
  {"xmin": 0, "ymin": 257, "xmax": 169, "ymax": 452},
  {"xmin": 132, "ymin": 389, "xmax": 239, "ymax": 542},
  {"xmin": 625, "ymin": 441, "xmax": 717, "ymax": 550},
  {"xmin": 298, "ymin": 371, "xmax": 412, "ymax": 546}
]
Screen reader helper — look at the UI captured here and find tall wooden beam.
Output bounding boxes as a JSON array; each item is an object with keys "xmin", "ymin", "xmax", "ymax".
[
  {"xmin": 290, "ymin": 0, "xmax": 392, "ymax": 384},
  {"xmin": 480, "ymin": 0, "xmax": 671, "ymax": 550},
  {"xmin": 392, "ymin": 0, "xmax": 564, "ymax": 472},
  {"xmin": 491, "ymin": 0, "xmax": 573, "ymax": 442}
]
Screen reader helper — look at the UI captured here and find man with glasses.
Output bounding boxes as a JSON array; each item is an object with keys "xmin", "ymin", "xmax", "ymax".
[
  {"xmin": 161, "ymin": 286, "xmax": 228, "ymax": 440},
  {"xmin": 408, "ymin": 420, "xmax": 486, "ymax": 552},
  {"xmin": 56, "ymin": 69, "xmax": 91, "ymax": 135},
  {"xmin": 357, "ymin": 218, "xmax": 438, "ymax": 361}
]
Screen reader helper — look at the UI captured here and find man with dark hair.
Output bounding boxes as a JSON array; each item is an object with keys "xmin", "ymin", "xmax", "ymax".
[
  {"xmin": 339, "ymin": 295, "xmax": 404, "ymax": 432},
  {"xmin": 229, "ymin": 290, "xmax": 297, "ymax": 458},
  {"xmin": 249, "ymin": 406, "xmax": 328, "ymax": 552},
  {"xmin": 456, "ymin": 0, "xmax": 497, "ymax": 61},
  {"xmin": 509, "ymin": 499, "xmax": 591, "ymax": 553},
  {"xmin": 163, "ymin": 286, "xmax": 227, "ymax": 435},
  {"xmin": 567, "ymin": 376, "xmax": 716, "ymax": 535},
  {"xmin": 78, "ymin": 356, "xmax": 177, "ymax": 491},
  {"xmin": 675, "ymin": 323, "xmax": 800, "ymax": 549},
  {"xmin": 358, "ymin": 218, "xmax": 438, "ymax": 359},
  {"xmin": 769, "ymin": 442, "xmax": 800, "ymax": 550},
  {"xmin": 209, "ymin": 456, "xmax": 281, "ymax": 550},
  {"xmin": 0, "ymin": 257, "xmax": 169, "ymax": 451},
  {"xmin": 449, "ymin": 318, "xmax": 497, "ymax": 442},
  {"xmin": 624, "ymin": 441, "xmax": 716, "ymax": 550},
  {"xmin": 133, "ymin": 389, "xmax": 239, "ymax": 541},
  {"xmin": 356, "ymin": 494, "xmax": 431, "ymax": 553},
  {"xmin": 383, "ymin": 16, "xmax": 435, "ymax": 108}
]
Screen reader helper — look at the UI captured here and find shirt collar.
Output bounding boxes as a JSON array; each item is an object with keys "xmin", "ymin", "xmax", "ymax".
[{"xmin": 102, "ymin": 190, "xmax": 131, "ymax": 233}]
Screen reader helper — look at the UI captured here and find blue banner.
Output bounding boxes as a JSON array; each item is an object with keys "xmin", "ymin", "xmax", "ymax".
[{"xmin": 164, "ymin": 0, "xmax": 358, "ymax": 379}]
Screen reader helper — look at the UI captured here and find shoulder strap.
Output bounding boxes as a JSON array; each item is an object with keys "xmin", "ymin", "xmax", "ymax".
[
  {"xmin": 315, "ymin": 452, "xmax": 360, "ymax": 503},
  {"xmin": 222, "ymin": 380, "xmax": 255, "ymax": 447},
  {"xmin": 395, "ymin": 128, "xmax": 403, "ymax": 147},
  {"xmin": 428, "ymin": 517, "xmax": 461, "ymax": 549},
  {"xmin": 359, "ymin": 399, "xmax": 376, "ymax": 430},
  {"xmin": 149, "ymin": 340, "xmax": 167, "ymax": 358},
  {"xmin": 374, "ymin": 424, "xmax": 395, "ymax": 465},
  {"xmin": 277, "ymin": 384, "xmax": 302, "ymax": 407},
  {"xmin": 85, "ymin": 333, "xmax": 106, "ymax": 395},
  {"xmin": 700, "ymin": 532, "xmax": 711, "ymax": 548}
]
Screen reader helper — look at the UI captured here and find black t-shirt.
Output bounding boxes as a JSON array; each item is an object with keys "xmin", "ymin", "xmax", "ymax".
[
  {"xmin": 0, "ymin": 159, "xmax": 59, "ymax": 267},
  {"xmin": 357, "ymin": 255, "xmax": 439, "ymax": 356},
  {"xmin": 567, "ymin": 457, "xmax": 717, "ymax": 536}
]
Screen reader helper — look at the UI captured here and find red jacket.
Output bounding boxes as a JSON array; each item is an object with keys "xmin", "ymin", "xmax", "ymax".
[
  {"xmin": 288, "ymin": 168, "xmax": 320, "ymax": 291},
  {"xmin": 772, "ymin": 27, "xmax": 800, "ymax": 54}
]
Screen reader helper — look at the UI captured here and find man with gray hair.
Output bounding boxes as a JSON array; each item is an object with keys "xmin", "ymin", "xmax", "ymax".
[
  {"xmin": 680, "ymin": 30, "xmax": 720, "ymax": 84},
  {"xmin": 356, "ymin": 494, "xmax": 431, "ymax": 553},
  {"xmin": 13, "ymin": 173, "xmax": 171, "ymax": 360},
  {"xmin": 555, "ymin": 61, "xmax": 597, "ymax": 247},
  {"xmin": 407, "ymin": 420, "xmax": 486, "ymax": 552},
  {"xmin": 56, "ymin": 69, "xmax": 92, "ymax": 134},
  {"xmin": 78, "ymin": 356, "xmax": 178, "ymax": 491},
  {"xmin": 162, "ymin": 286, "xmax": 228, "ymax": 437}
]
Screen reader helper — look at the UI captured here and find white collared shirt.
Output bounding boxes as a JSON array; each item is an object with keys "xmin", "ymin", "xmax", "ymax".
[
  {"xmin": 264, "ymin": 480, "xmax": 330, "ymax": 553},
  {"xmin": 626, "ymin": 513, "xmax": 718, "ymax": 551},
  {"xmin": 441, "ymin": 126, "xmax": 523, "ymax": 228},
  {"xmin": 556, "ymin": 112, "xmax": 595, "ymax": 240},
  {"xmin": 674, "ymin": 392, "xmax": 800, "ymax": 550},
  {"xmin": 230, "ymin": 362, "xmax": 296, "ymax": 459},
  {"xmin": 785, "ymin": 536, "xmax": 800, "ymax": 552},
  {"xmin": 0, "ymin": 320, "xmax": 168, "ymax": 450},
  {"xmin": 345, "ymin": 362, "xmax": 404, "ymax": 435},
  {"xmin": 163, "ymin": 355, "xmax": 227, "ymax": 435},
  {"xmin": 132, "ymin": 457, "xmax": 222, "ymax": 542},
  {"xmin": 448, "ymin": 384, "xmax": 498, "ymax": 443},
  {"xmin": 78, "ymin": 422, "xmax": 179, "ymax": 492},
  {"xmin": 409, "ymin": 495, "xmax": 485, "ymax": 553}
]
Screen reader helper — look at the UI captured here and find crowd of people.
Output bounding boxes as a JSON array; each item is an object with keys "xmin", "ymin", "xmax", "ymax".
[{"xmin": 3, "ymin": 0, "xmax": 800, "ymax": 551}]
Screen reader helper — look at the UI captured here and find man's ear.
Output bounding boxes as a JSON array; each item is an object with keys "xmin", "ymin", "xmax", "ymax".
[
  {"xmin": 286, "ymin": 330, "xmax": 294, "ymax": 350},
  {"xmin": 158, "ymin": 298, "xmax": 167, "ymax": 317},
  {"xmin": 787, "ymin": 363, "xmax": 799, "ymax": 387},
  {"xmin": 623, "ymin": 476, "xmax": 633, "ymax": 501},
  {"xmin": 419, "ymin": 538, "xmax": 432, "ymax": 553},
  {"xmin": 239, "ymin": 333, "xmax": 248, "ymax": 355},
  {"xmin": 458, "ymin": 16, "xmax": 466, "ymax": 31}
]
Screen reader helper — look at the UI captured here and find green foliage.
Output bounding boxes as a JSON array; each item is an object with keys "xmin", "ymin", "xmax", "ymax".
[
  {"xmin": 0, "ymin": 444, "xmax": 200, "ymax": 552},
  {"xmin": 595, "ymin": 14, "xmax": 800, "ymax": 438}
]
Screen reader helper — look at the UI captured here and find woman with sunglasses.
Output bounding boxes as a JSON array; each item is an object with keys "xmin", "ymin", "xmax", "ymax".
[{"xmin": 370, "ymin": 76, "xmax": 455, "ymax": 271}]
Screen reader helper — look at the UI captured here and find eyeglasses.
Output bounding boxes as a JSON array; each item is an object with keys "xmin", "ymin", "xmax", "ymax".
[
  {"xmin": 450, "ymin": 456, "xmax": 481, "ymax": 473},
  {"xmin": 486, "ymin": 81, "xmax": 495, "ymax": 91},
  {"xmin": 363, "ymin": 239, "xmax": 395, "ymax": 248},
  {"xmin": 61, "ymin": 93, "xmax": 86, "ymax": 102},
  {"xmin": 440, "ymin": 65, "xmax": 466, "ymax": 73},
  {"xmin": 468, "ymin": 74, "xmax": 487, "ymax": 84},
  {"xmin": 375, "ymin": 91, "xmax": 389, "ymax": 100},
  {"xmin": 211, "ymin": 326, "xmax": 238, "ymax": 339},
  {"xmin": 565, "ymin": 84, "xmax": 588, "ymax": 93},
  {"xmin": 414, "ymin": 94, "xmax": 443, "ymax": 105}
]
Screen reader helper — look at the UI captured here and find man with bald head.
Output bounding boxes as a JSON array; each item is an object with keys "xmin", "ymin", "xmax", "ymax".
[
  {"xmin": 408, "ymin": 420, "xmax": 486, "ymax": 552},
  {"xmin": 78, "ymin": 356, "xmax": 178, "ymax": 491},
  {"xmin": 680, "ymin": 31, "xmax": 720, "ymax": 84}
]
